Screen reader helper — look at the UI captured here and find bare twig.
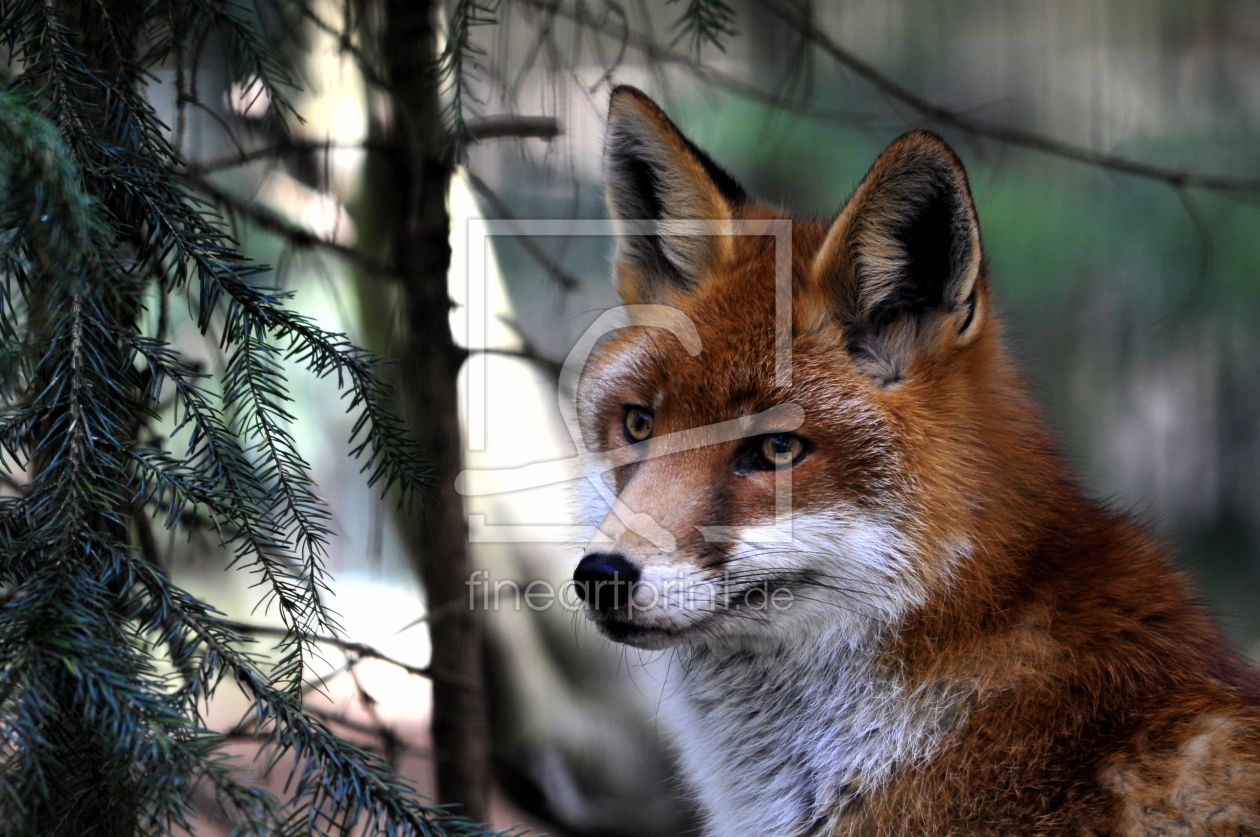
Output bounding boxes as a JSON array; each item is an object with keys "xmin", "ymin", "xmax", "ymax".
[
  {"xmin": 130, "ymin": 502, "xmax": 165, "ymax": 571},
  {"xmin": 194, "ymin": 139, "xmax": 399, "ymax": 174},
  {"xmin": 518, "ymin": 0, "xmax": 926, "ymax": 127},
  {"xmin": 184, "ymin": 172, "xmax": 401, "ymax": 280},
  {"xmin": 220, "ymin": 717, "xmax": 430, "ymax": 760},
  {"xmin": 466, "ymin": 114, "xmax": 561, "ymax": 141},
  {"xmin": 464, "ymin": 169, "xmax": 580, "ymax": 292},
  {"xmin": 346, "ymin": 665, "xmax": 405, "ymax": 766},
  {"xmin": 128, "ymin": 516, "xmax": 199, "ymax": 687},
  {"xmin": 223, "ymin": 620, "xmax": 432, "ymax": 679},
  {"xmin": 1158, "ymin": 187, "xmax": 1215, "ymax": 328},
  {"xmin": 0, "ymin": 474, "xmax": 27, "ymax": 496},
  {"xmin": 219, "ymin": 617, "xmax": 479, "ymax": 689},
  {"xmin": 296, "ymin": 601, "xmax": 474, "ymax": 700},
  {"xmin": 195, "ymin": 116, "xmax": 558, "ymax": 176},
  {"xmin": 520, "ymin": 0, "xmax": 1260, "ymax": 196},
  {"xmin": 755, "ymin": 0, "xmax": 1260, "ymax": 196},
  {"xmin": 388, "ymin": 599, "xmax": 474, "ymax": 636},
  {"xmin": 300, "ymin": 5, "xmax": 389, "ymax": 89},
  {"xmin": 303, "ymin": 706, "xmax": 431, "ymax": 759}
]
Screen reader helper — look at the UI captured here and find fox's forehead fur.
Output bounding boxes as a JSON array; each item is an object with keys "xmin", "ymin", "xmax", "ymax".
[{"xmin": 581, "ymin": 221, "xmax": 904, "ymax": 507}]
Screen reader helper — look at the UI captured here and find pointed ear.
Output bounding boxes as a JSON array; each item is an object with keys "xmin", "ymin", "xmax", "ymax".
[
  {"xmin": 814, "ymin": 131, "xmax": 986, "ymax": 386},
  {"xmin": 604, "ymin": 86, "xmax": 747, "ymax": 302}
]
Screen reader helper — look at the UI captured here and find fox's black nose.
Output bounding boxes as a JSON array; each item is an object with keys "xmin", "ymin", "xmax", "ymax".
[{"xmin": 574, "ymin": 553, "xmax": 640, "ymax": 610}]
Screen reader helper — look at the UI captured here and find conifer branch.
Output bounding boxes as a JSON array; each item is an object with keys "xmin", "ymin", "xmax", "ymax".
[{"xmin": 0, "ymin": 8, "xmax": 492, "ymax": 833}]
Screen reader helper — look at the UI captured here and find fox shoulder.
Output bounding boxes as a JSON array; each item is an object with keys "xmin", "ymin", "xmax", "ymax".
[{"xmin": 1099, "ymin": 710, "xmax": 1260, "ymax": 834}]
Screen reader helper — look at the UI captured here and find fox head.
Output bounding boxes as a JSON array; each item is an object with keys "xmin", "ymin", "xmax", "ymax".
[{"xmin": 574, "ymin": 86, "xmax": 1055, "ymax": 651}]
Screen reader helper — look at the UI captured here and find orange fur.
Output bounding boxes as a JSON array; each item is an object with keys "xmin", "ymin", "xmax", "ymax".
[{"xmin": 576, "ymin": 86, "xmax": 1260, "ymax": 835}]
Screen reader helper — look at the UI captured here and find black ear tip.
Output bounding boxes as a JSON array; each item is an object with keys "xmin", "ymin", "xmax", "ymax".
[
  {"xmin": 610, "ymin": 84, "xmax": 648, "ymax": 100},
  {"xmin": 886, "ymin": 130, "xmax": 968, "ymax": 179}
]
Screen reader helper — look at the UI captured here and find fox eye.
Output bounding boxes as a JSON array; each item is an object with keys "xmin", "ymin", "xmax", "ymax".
[
  {"xmin": 624, "ymin": 407, "xmax": 654, "ymax": 442},
  {"xmin": 758, "ymin": 434, "xmax": 806, "ymax": 469}
]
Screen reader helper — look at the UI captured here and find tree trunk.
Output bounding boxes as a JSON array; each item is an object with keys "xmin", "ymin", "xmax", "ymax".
[{"xmin": 375, "ymin": 0, "xmax": 490, "ymax": 822}]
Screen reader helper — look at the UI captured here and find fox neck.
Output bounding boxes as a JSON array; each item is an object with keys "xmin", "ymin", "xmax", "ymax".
[
  {"xmin": 662, "ymin": 363, "xmax": 1085, "ymax": 835},
  {"xmin": 667, "ymin": 621, "xmax": 969, "ymax": 837}
]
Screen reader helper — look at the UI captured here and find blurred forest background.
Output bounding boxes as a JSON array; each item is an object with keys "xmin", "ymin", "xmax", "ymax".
[
  {"xmin": 6, "ymin": 0, "xmax": 1259, "ymax": 834},
  {"xmin": 185, "ymin": 0, "xmax": 1260, "ymax": 833},
  {"xmin": 209, "ymin": 1, "xmax": 1260, "ymax": 833}
]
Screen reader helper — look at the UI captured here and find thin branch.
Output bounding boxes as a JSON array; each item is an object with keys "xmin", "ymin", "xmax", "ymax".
[
  {"xmin": 185, "ymin": 171, "xmax": 401, "ymax": 280},
  {"xmin": 388, "ymin": 599, "xmax": 472, "ymax": 636},
  {"xmin": 464, "ymin": 169, "xmax": 579, "ymax": 291},
  {"xmin": 1158, "ymin": 187, "xmax": 1215, "ymax": 328},
  {"xmin": 0, "ymin": 474, "xmax": 27, "ymax": 496},
  {"xmin": 195, "ymin": 117, "xmax": 557, "ymax": 175},
  {"xmin": 225, "ymin": 709, "xmax": 432, "ymax": 760},
  {"xmin": 517, "ymin": 0, "xmax": 908, "ymax": 127},
  {"xmin": 520, "ymin": 0, "xmax": 1260, "ymax": 196},
  {"xmin": 194, "ymin": 139, "xmax": 400, "ymax": 174},
  {"xmin": 299, "ymin": 4, "xmax": 389, "ymax": 89},
  {"xmin": 131, "ymin": 502, "xmax": 165, "ymax": 571},
  {"xmin": 131, "ymin": 504, "xmax": 207, "ymax": 689},
  {"xmin": 346, "ymin": 664, "xmax": 402, "ymax": 766},
  {"xmin": 302, "ymin": 707, "xmax": 431, "ymax": 759},
  {"xmin": 755, "ymin": 0, "xmax": 1260, "ymax": 195},
  {"xmin": 466, "ymin": 114, "xmax": 561, "ymax": 141},
  {"xmin": 465, "ymin": 317, "xmax": 564, "ymax": 381},
  {"xmin": 222, "ymin": 620, "xmax": 432, "ymax": 679}
]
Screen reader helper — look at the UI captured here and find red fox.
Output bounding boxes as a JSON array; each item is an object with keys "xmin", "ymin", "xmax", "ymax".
[{"xmin": 571, "ymin": 85, "xmax": 1260, "ymax": 836}]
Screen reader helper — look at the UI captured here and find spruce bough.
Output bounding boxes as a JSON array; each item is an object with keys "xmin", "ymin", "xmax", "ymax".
[{"xmin": 0, "ymin": 2, "xmax": 500, "ymax": 834}]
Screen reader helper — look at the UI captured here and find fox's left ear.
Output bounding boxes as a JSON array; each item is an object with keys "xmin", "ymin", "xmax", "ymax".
[
  {"xmin": 814, "ymin": 131, "xmax": 986, "ymax": 386},
  {"xmin": 604, "ymin": 86, "xmax": 747, "ymax": 302}
]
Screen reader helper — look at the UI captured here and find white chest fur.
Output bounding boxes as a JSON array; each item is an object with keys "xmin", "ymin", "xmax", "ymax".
[{"xmin": 665, "ymin": 631, "xmax": 966, "ymax": 837}]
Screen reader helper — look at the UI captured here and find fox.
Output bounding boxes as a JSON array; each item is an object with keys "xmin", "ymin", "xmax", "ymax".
[{"xmin": 569, "ymin": 85, "xmax": 1260, "ymax": 836}]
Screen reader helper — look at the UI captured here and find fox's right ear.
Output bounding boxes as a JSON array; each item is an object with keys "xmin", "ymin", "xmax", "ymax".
[
  {"xmin": 814, "ymin": 131, "xmax": 987, "ymax": 386},
  {"xmin": 604, "ymin": 86, "xmax": 747, "ymax": 303}
]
